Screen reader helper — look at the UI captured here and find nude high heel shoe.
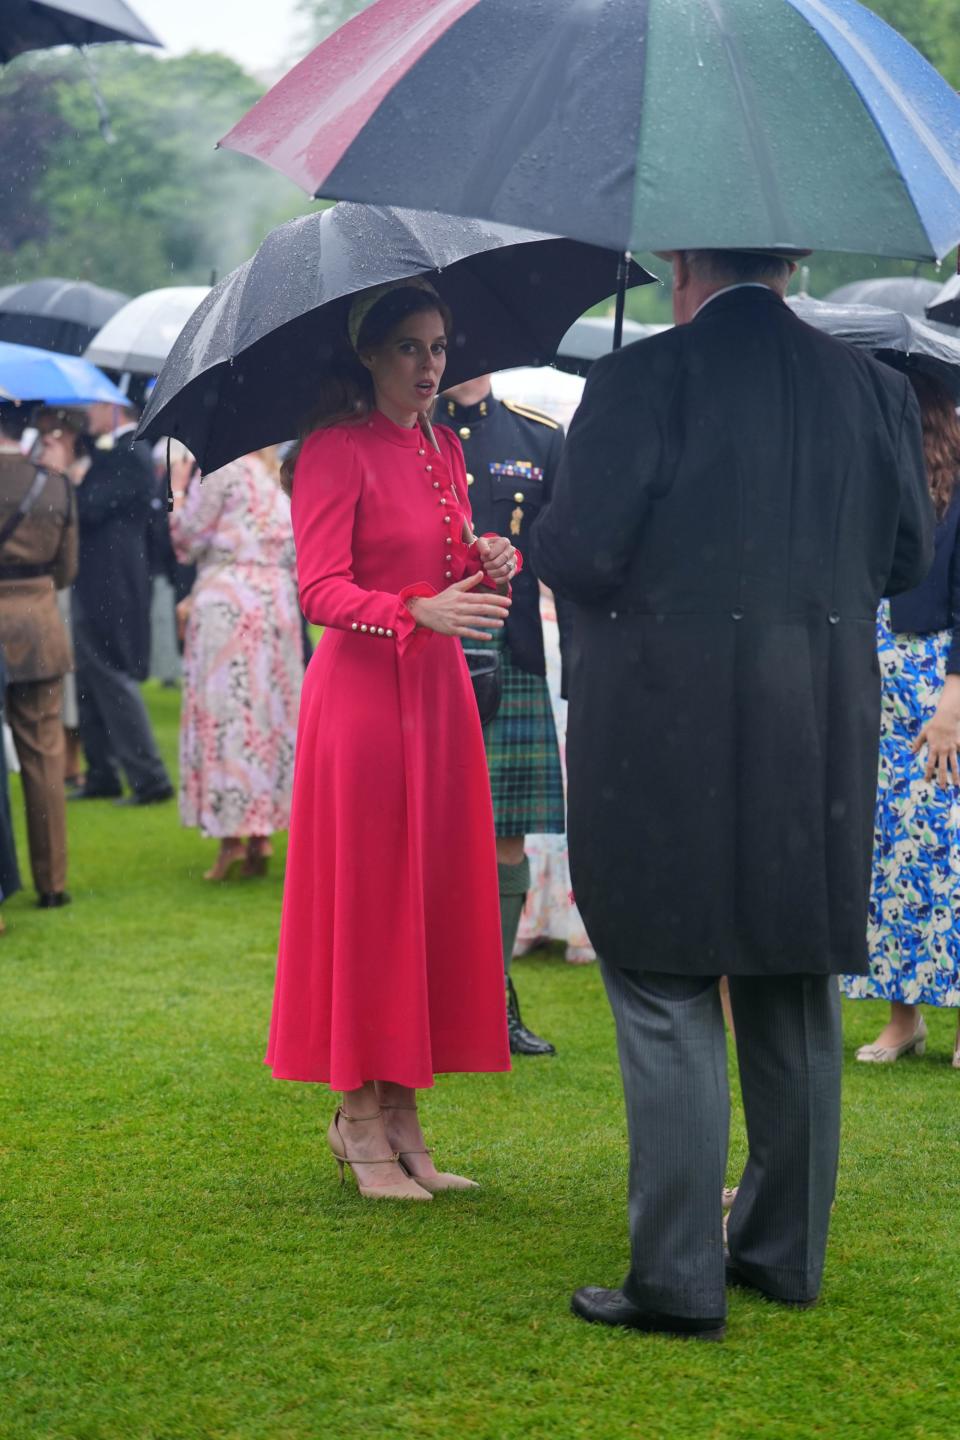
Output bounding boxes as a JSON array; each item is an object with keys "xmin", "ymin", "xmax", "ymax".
[
  {"xmin": 381, "ymin": 1104, "xmax": 479, "ymax": 1193},
  {"xmin": 856, "ymin": 1014, "xmax": 927, "ymax": 1063},
  {"xmin": 326, "ymin": 1107, "xmax": 432, "ymax": 1201}
]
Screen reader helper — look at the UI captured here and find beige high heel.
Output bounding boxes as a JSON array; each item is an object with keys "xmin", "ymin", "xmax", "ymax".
[
  {"xmin": 326, "ymin": 1106, "xmax": 432, "ymax": 1201},
  {"xmin": 381, "ymin": 1103, "xmax": 479, "ymax": 1193}
]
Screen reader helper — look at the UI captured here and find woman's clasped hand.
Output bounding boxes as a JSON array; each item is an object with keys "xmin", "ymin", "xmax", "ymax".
[
  {"xmin": 407, "ymin": 569, "xmax": 511, "ymax": 640},
  {"xmin": 477, "ymin": 533, "xmax": 518, "ymax": 585}
]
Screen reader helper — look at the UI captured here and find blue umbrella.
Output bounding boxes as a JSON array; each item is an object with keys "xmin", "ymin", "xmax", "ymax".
[{"xmin": 0, "ymin": 339, "xmax": 127, "ymax": 405}]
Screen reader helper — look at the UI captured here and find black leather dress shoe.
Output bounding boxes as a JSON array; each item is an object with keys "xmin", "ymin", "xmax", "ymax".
[
  {"xmin": 37, "ymin": 891, "xmax": 72, "ymax": 909},
  {"xmin": 725, "ymin": 1262, "xmax": 817, "ymax": 1309},
  {"xmin": 113, "ymin": 785, "xmax": 175, "ymax": 807},
  {"xmin": 571, "ymin": 1286, "xmax": 726, "ymax": 1341},
  {"xmin": 69, "ymin": 787, "xmax": 122, "ymax": 801},
  {"xmin": 506, "ymin": 978, "xmax": 555, "ymax": 1056}
]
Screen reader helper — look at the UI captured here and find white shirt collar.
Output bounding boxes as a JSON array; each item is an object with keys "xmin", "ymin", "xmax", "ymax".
[
  {"xmin": 112, "ymin": 422, "xmax": 138, "ymax": 440},
  {"xmin": 692, "ymin": 283, "xmax": 776, "ymax": 320}
]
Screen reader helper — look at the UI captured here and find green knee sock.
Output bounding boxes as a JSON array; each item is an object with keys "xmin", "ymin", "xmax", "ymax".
[{"xmin": 498, "ymin": 856, "xmax": 530, "ymax": 981}]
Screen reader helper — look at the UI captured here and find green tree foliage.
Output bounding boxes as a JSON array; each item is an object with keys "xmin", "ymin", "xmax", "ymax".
[
  {"xmin": 0, "ymin": 49, "xmax": 305, "ymax": 295},
  {"xmin": 293, "ymin": 0, "xmax": 375, "ymax": 48}
]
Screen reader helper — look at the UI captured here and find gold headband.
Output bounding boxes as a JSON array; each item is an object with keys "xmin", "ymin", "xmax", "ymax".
[{"xmin": 348, "ymin": 276, "xmax": 441, "ymax": 352}]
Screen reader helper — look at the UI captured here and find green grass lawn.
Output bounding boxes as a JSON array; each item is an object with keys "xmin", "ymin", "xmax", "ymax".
[{"xmin": 2, "ymin": 684, "xmax": 958, "ymax": 1440}]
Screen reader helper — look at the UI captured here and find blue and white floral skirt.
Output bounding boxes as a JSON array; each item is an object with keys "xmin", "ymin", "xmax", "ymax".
[{"xmin": 842, "ymin": 604, "xmax": 960, "ymax": 1009}]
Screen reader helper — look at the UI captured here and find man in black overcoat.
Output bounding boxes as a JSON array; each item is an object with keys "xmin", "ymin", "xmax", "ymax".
[
  {"xmin": 72, "ymin": 401, "xmax": 173, "ymax": 805},
  {"xmin": 531, "ymin": 248, "xmax": 933, "ymax": 1339}
]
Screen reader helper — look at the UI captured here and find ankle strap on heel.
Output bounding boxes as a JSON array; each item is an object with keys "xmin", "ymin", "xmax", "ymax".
[{"xmin": 338, "ymin": 1105, "xmax": 382, "ymax": 1122}]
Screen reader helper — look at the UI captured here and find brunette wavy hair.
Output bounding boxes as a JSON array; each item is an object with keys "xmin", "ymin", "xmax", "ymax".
[
  {"xmin": 908, "ymin": 370, "xmax": 960, "ymax": 519},
  {"xmin": 281, "ymin": 286, "xmax": 452, "ymax": 494}
]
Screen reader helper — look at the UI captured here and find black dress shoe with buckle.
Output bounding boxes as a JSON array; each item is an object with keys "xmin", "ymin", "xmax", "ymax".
[
  {"xmin": 37, "ymin": 891, "xmax": 72, "ymax": 909},
  {"xmin": 113, "ymin": 785, "xmax": 175, "ymax": 807},
  {"xmin": 725, "ymin": 1262, "xmax": 818, "ymax": 1309},
  {"xmin": 571, "ymin": 1286, "xmax": 726, "ymax": 1341},
  {"xmin": 506, "ymin": 977, "xmax": 555, "ymax": 1056}
]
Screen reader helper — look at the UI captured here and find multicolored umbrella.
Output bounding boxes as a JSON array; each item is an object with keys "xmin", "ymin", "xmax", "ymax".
[
  {"xmin": 137, "ymin": 203, "xmax": 653, "ymax": 473},
  {"xmin": 221, "ymin": 0, "xmax": 960, "ymax": 264}
]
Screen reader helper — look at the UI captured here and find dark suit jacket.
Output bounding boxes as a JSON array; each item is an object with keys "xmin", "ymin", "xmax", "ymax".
[
  {"xmin": 532, "ymin": 286, "xmax": 933, "ymax": 977},
  {"xmin": 74, "ymin": 433, "xmax": 155, "ymax": 680},
  {"xmin": 889, "ymin": 483, "xmax": 960, "ymax": 673}
]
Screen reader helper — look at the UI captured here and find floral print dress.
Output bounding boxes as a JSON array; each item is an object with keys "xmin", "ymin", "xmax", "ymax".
[
  {"xmin": 170, "ymin": 456, "xmax": 303, "ymax": 840},
  {"xmin": 842, "ymin": 602, "xmax": 960, "ymax": 1009}
]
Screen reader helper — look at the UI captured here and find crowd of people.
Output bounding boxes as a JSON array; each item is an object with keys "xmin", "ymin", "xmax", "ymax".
[{"xmin": 1, "ymin": 248, "xmax": 958, "ymax": 1337}]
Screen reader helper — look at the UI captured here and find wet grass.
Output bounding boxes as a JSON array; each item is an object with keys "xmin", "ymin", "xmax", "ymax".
[{"xmin": 2, "ymin": 683, "xmax": 958, "ymax": 1439}]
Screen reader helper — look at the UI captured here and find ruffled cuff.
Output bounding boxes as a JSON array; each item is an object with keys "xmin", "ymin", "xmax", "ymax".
[{"xmin": 397, "ymin": 581, "xmax": 438, "ymax": 658}]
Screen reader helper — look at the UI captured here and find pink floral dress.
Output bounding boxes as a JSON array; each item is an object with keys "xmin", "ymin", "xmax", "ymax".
[{"xmin": 170, "ymin": 456, "xmax": 302, "ymax": 839}]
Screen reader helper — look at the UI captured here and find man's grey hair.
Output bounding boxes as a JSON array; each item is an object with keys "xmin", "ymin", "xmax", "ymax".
[{"xmin": 684, "ymin": 249, "xmax": 793, "ymax": 290}]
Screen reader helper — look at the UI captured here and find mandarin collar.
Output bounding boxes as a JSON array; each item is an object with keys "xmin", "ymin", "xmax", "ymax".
[
  {"xmin": 366, "ymin": 407, "xmax": 427, "ymax": 448},
  {"xmin": 440, "ymin": 392, "xmax": 496, "ymax": 428}
]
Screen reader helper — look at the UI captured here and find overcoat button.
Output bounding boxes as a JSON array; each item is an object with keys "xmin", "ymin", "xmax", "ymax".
[
  {"xmin": 360, "ymin": 624, "xmax": 368, "ymax": 633},
  {"xmin": 443, "ymin": 515, "xmax": 451, "ymax": 523},
  {"xmin": 731, "ymin": 607, "xmax": 744, "ymax": 621},
  {"xmin": 433, "ymin": 481, "xmax": 440, "ymax": 489},
  {"xmin": 514, "ymin": 491, "xmax": 525, "ymax": 502},
  {"xmin": 466, "ymin": 473, "xmax": 475, "ymax": 486},
  {"xmin": 459, "ymin": 427, "xmax": 471, "ymax": 440},
  {"xmin": 418, "ymin": 448, "xmax": 425, "ymax": 456},
  {"xmin": 351, "ymin": 623, "xmax": 358, "ymax": 631},
  {"xmin": 386, "ymin": 629, "xmax": 394, "ymax": 638},
  {"xmin": 377, "ymin": 627, "xmax": 385, "ymax": 636},
  {"xmin": 445, "ymin": 571, "xmax": 453, "ymax": 579},
  {"xmin": 828, "ymin": 610, "xmax": 840, "ymax": 624},
  {"xmin": 425, "ymin": 464, "xmax": 432, "ymax": 472}
]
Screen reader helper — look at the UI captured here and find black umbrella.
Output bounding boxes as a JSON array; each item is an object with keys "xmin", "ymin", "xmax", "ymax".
[
  {"xmin": 925, "ymin": 272, "xmax": 960, "ymax": 328},
  {"xmin": 0, "ymin": 0, "xmax": 160, "ymax": 61},
  {"xmin": 788, "ymin": 296, "xmax": 960, "ymax": 401},
  {"xmin": 0, "ymin": 278, "xmax": 130, "ymax": 357},
  {"xmin": 824, "ymin": 277, "xmax": 942, "ymax": 318},
  {"xmin": 138, "ymin": 203, "xmax": 654, "ymax": 474}
]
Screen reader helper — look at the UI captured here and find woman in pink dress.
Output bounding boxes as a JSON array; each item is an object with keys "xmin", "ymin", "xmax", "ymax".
[
  {"xmin": 267, "ymin": 280, "xmax": 515, "ymax": 1201},
  {"xmin": 170, "ymin": 450, "xmax": 302, "ymax": 880}
]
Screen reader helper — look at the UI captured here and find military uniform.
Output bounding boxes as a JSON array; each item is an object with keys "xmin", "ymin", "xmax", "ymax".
[
  {"xmin": 441, "ymin": 388, "xmax": 567, "ymax": 1056},
  {"xmin": 0, "ymin": 446, "xmax": 77, "ymax": 902}
]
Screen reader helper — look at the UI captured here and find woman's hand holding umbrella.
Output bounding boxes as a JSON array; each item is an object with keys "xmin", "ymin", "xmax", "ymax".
[{"xmin": 406, "ymin": 570, "xmax": 510, "ymax": 642}]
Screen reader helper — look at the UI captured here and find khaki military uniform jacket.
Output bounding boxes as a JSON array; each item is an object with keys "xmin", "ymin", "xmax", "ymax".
[{"xmin": 0, "ymin": 451, "xmax": 78, "ymax": 682}]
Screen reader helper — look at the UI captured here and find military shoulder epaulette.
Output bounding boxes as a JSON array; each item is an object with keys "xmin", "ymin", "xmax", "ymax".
[{"xmin": 501, "ymin": 399, "xmax": 560, "ymax": 430}]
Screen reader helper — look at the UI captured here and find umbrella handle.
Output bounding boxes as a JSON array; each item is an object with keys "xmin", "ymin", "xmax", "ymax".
[{"xmin": 613, "ymin": 251, "xmax": 631, "ymax": 351}]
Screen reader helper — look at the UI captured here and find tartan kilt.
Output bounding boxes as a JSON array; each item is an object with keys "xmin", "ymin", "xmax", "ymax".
[{"xmin": 475, "ymin": 635, "xmax": 565, "ymax": 837}]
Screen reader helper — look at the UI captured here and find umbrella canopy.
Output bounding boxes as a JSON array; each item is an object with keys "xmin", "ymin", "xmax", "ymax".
[
  {"xmin": 137, "ymin": 203, "xmax": 653, "ymax": 473},
  {"xmin": 825, "ymin": 276, "xmax": 941, "ymax": 317},
  {"xmin": 0, "ymin": 277, "xmax": 129, "ymax": 357},
  {"xmin": 556, "ymin": 316, "xmax": 669, "ymax": 375},
  {"xmin": 220, "ymin": 0, "xmax": 960, "ymax": 264},
  {"xmin": 84, "ymin": 286, "xmax": 210, "ymax": 376},
  {"xmin": 0, "ymin": 0, "xmax": 160, "ymax": 61},
  {"xmin": 788, "ymin": 296, "xmax": 960, "ymax": 401},
  {"xmin": 0, "ymin": 339, "xmax": 128, "ymax": 405},
  {"xmin": 493, "ymin": 365, "xmax": 585, "ymax": 432},
  {"xmin": 925, "ymin": 273, "xmax": 960, "ymax": 329}
]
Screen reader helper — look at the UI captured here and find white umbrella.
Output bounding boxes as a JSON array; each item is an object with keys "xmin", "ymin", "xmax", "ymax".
[{"xmin": 84, "ymin": 286, "xmax": 209, "ymax": 377}]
